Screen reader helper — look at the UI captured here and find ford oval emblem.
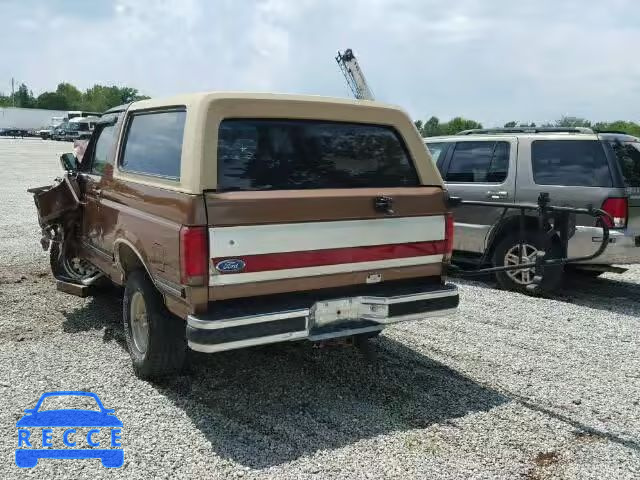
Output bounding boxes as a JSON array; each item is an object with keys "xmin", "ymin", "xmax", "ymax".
[{"xmin": 215, "ymin": 259, "xmax": 246, "ymax": 274}]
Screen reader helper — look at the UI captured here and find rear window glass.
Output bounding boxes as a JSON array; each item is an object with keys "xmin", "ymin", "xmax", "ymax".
[
  {"xmin": 532, "ymin": 140, "xmax": 611, "ymax": 187},
  {"xmin": 609, "ymin": 141, "xmax": 640, "ymax": 187},
  {"xmin": 445, "ymin": 141, "xmax": 509, "ymax": 183},
  {"xmin": 120, "ymin": 110, "xmax": 186, "ymax": 180},
  {"xmin": 216, "ymin": 119, "xmax": 419, "ymax": 191}
]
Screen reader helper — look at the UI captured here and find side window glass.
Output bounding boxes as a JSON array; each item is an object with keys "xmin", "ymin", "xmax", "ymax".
[
  {"xmin": 446, "ymin": 141, "xmax": 509, "ymax": 183},
  {"xmin": 532, "ymin": 140, "xmax": 612, "ymax": 187},
  {"xmin": 425, "ymin": 142, "xmax": 448, "ymax": 175},
  {"xmin": 90, "ymin": 125, "xmax": 117, "ymax": 175},
  {"xmin": 120, "ymin": 110, "xmax": 186, "ymax": 180},
  {"xmin": 487, "ymin": 141, "xmax": 509, "ymax": 182}
]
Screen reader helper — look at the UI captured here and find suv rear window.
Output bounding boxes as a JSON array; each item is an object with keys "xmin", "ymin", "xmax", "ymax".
[
  {"xmin": 445, "ymin": 141, "xmax": 509, "ymax": 183},
  {"xmin": 217, "ymin": 119, "xmax": 419, "ymax": 191},
  {"xmin": 608, "ymin": 140, "xmax": 640, "ymax": 187},
  {"xmin": 532, "ymin": 140, "xmax": 612, "ymax": 187}
]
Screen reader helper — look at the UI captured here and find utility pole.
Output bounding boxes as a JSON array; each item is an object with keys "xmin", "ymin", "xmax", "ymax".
[{"xmin": 11, "ymin": 78, "xmax": 15, "ymax": 107}]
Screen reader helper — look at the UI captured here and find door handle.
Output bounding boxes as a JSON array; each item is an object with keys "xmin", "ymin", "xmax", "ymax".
[{"xmin": 486, "ymin": 191, "xmax": 508, "ymax": 200}]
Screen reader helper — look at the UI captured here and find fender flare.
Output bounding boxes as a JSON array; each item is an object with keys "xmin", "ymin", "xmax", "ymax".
[{"xmin": 113, "ymin": 238, "xmax": 154, "ymax": 282}]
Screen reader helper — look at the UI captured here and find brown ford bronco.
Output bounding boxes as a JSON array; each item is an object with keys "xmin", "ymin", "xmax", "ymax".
[{"xmin": 29, "ymin": 92, "xmax": 459, "ymax": 378}]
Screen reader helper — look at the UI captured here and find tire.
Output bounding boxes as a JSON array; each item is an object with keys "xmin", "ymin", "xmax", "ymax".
[
  {"xmin": 123, "ymin": 270, "xmax": 186, "ymax": 379},
  {"xmin": 492, "ymin": 230, "xmax": 563, "ymax": 294}
]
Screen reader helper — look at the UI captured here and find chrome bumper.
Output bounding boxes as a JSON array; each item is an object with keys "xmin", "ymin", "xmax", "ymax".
[{"xmin": 187, "ymin": 283, "xmax": 459, "ymax": 353}]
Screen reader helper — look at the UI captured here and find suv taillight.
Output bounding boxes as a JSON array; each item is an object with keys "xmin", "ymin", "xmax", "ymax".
[
  {"xmin": 444, "ymin": 212, "xmax": 454, "ymax": 259},
  {"xmin": 179, "ymin": 226, "xmax": 208, "ymax": 285},
  {"xmin": 601, "ymin": 198, "xmax": 628, "ymax": 229}
]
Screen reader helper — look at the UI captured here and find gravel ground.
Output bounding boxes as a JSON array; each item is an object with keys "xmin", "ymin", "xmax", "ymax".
[{"xmin": 0, "ymin": 138, "xmax": 639, "ymax": 479}]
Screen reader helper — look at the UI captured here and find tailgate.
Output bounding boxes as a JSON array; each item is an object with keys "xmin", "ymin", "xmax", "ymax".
[
  {"xmin": 205, "ymin": 117, "xmax": 448, "ymax": 300},
  {"xmin": 205, "ymin": 188, "xmax": 447, "ymax": 299}
]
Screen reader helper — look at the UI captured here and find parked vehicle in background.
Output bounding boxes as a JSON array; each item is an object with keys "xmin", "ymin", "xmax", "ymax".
[
  {"xmin": 425, "ymin": 128, "xmax": 640, "ymax": 293},
  {"xmin": 38, "ymin": 116, "xmax": 66, "ymax": 139},
  {"xmin": 0, "ymin": 128, "xmax": 28, "ymax": 138},
  {"xmin": 66, "ymin": 111, "xmax": 101, "ymax": 120},
  {"xmin": 29, "ymin": 92, "xmax": 459, "ymax": 379},
  {"xmin": 52, "ymin": 116, "xmax": 99, "ymax": 142}
]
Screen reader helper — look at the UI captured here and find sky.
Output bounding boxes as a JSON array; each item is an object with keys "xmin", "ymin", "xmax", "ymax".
[{"xmin": 1, "ymin": 0, "xmax": 639, "ymax": 126}]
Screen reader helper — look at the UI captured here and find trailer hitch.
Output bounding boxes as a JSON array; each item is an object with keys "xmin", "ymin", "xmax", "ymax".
[{"xmin": 446, "ymin": 192, "xmax": 612, "ymax": 292}]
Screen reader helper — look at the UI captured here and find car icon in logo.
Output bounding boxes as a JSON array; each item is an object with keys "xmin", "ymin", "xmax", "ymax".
[
  {"xmin": 15, "ymin": 391, "xmax": 123, "ymax": 468},
  {"xmin": 215, "ymin": 258, "xmax": 246, "ymax": 273}
]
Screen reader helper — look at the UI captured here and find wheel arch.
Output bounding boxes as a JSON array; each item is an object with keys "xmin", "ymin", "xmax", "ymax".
[{"xmin": 114, "ymin": 239, "xmax": 154, "ymax": 283}]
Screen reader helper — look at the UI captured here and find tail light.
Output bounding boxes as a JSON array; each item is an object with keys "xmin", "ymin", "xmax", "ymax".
[
  {"xmin": 601, "ymin": 198, "xmax": 628, "ymax": 229},
  {"xmin": 444, "ymin": 212, "xmax": 454, "ymax": 259},
  {"xmin": 179, "ymin": 226, "xmax": 208, "ymax": 285}
]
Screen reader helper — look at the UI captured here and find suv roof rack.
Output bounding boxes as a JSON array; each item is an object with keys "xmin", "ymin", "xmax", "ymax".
[{"xmin": 457, "ymin": 127, "xmax": 595, "ymax": 135}]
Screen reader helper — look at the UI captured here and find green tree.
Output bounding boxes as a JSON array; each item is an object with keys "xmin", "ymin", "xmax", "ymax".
[
  {"xmin": 36, "ymin": 92, "xmax": 70, "ymax": 110},
  {"xmin": 14, "ymin": 83, "xmax": 36, "ymax": 108},
  {"xmin": 555, "ymin": 116, "xmax": 591, "ymax": 128},
  {"xmin": 504, "ymin": 121, "xmax": 517, "ymax": 128},
  {"xmin": 422, "ymin": 116, "xmax": 442, "ymax": 137},
  {"xmin": 81, "ymin": 85, "xmax": 150, "ymax": 112},
  {"xmin": 55, "ymin": 82, "xmax": 83, "ymax": 109},
  {"xmin": 593, "ymin": 120, "xmax": 640, "ymax": 137},
  {"xmin": 442, "ymin": 117, "xmax": 482, "ymax": 135}
]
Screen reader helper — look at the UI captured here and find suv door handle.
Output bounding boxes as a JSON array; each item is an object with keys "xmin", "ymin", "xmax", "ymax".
[{"xmin": 486, "ymin": 191, "xmax": 508, "ymax": 200}]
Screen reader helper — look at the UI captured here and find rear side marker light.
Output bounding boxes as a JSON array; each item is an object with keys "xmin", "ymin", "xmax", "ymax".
[
  {"xmin": 444, "ymin": 212, "xmax": 454, "ymax": 260},
  {"xmin": 180, "ymin": 226, "xmax": 208, "ymax": 286}
]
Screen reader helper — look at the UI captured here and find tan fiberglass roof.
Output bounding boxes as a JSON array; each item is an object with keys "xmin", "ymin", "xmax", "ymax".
[
  {"xmin": 115, "ymin": 91, "xmax": 443, "ymax": 193},
  {"xmin": 128, "ymin": 91, "xmax": 406, "ymax": 112}
]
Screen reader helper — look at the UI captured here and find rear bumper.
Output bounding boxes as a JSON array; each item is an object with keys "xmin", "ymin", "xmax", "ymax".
[
  {"xmin": 569, "ymin": 226, "xmax": 640, "ymax": 265},
  {"xmin": 187, "ymin": 283, "xmax": 458, "ymax": 353}
]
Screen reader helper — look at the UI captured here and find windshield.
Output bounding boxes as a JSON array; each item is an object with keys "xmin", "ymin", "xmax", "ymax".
[
  {"xmin": 609, "ymin": 141, "xmax": 640, "ymax": 187},
  {"xmin": 217, "ymin": 119, "xmax": 419, "ymax": 191}
]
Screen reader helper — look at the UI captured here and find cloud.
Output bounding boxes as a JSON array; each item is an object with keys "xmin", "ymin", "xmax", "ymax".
[{"xmin": 0, "ymin": 0, "xmax": 639, "ymax": 126}]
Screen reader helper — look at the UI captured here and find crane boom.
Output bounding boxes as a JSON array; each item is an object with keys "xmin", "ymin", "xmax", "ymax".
[{"xmin": 335, "ymin": 48, "xmax": 374, "ymax": 101}]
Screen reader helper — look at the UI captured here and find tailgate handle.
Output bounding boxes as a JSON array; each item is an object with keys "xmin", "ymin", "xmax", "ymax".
[{"xmin": 374, "ymin": 196, "xmax": 394, "ymax": 215}]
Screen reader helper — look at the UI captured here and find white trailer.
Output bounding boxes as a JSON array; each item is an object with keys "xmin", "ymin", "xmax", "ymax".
[{"xmin": 0, "ymin": 107, "xmax": 68, "ymax": 130}]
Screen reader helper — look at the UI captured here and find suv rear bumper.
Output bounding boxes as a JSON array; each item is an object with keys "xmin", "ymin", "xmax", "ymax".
[
  {"xmin": 569, "ymin": 226, "xmax": 640, "ymax": 264},
  {"xmin": 187, "ymin": 283, "xmax": 458, "ymax": 353}
]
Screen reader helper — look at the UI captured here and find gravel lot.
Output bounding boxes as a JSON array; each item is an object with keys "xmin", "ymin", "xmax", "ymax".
[{"xmin": 1, "ymin": 138, "xmax": 639, "ymax": 479}]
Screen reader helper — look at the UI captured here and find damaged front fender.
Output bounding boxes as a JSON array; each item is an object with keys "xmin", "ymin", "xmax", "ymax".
[{"xmin": 27, "ymin": 173, "xmax": 83, "ymax": 251}]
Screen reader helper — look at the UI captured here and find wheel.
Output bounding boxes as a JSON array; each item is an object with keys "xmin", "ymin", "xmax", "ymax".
[
  {"xmin": 123, "ymin": 270, "xmax": 186, "ymax": 379},
  {"xmin": 492, "ymin": 230, "xmax": 563, "ymax": 294}
]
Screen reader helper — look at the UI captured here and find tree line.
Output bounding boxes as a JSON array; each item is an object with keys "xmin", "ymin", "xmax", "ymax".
[
  {"xmin": 414, "ymin": 115, "xmax": 640, "ymax": 138},
  {"xmin": 0, "ymin": 82, "xmax": 150, "ymax": 113}
]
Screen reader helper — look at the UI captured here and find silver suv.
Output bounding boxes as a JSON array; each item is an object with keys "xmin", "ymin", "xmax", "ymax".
[{"xmin": 426, "ymin": 127, "xmax": 640, "ymax": 293}]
